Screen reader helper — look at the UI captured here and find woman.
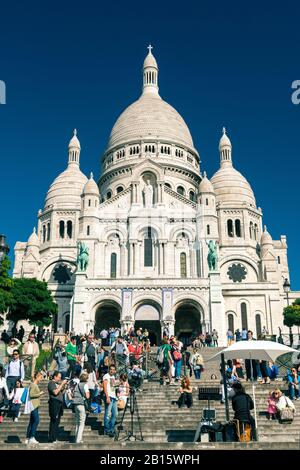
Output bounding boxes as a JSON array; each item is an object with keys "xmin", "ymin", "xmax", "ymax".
[
  {"xmin": 171, "ymin": 340, "xmax": 182, "ymax": 382},
  {"xmin": 287, "ymin": 368, "xmax": 300, "ymax": 400},
  {"xmin": 84, "ymin": 362, "xmax": 98, "ymax": 407},
  {"xmin": 191, "ymin": 349, "xmax": 204, "ymax": 380},
  {"xmin": 73, "ymin": 372, "xmax": 90, "ymax": 444},
  {"xmin": 6, "ymin": 338, "xmax": 22, "ymax": 357},
  {"xmin": 0, "ymin": 366, "xmax": 9, "ymax": 423},
  {"xmin": 176, "ymin": 377, "xmax": 193, "ymax": 408},
  {"xmin": 9, "ymin": 379, "xmax": 24, "ymax": 422},
  {"xmin": 260, "ymin": 360, "xmax": 271, "ymax": 384},
  {"xmin": 275, "ymin": 389, "xmax": 295, "ymax": 420},
  {"xmin": 26, "ymin": 371, "xmax": 44, "ymax": 444},
  {"xmin": 233, "ymin": 359, "xmax": 244, "ymax": 379},
  {"xmin": 117, "ymin": 373, "xmax": 129, "ymax": 409}
]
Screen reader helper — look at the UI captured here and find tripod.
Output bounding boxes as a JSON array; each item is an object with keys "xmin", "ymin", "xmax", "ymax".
[{"xmin": 115, "ymin": 387, "xmax": 144, "ymax": 442}]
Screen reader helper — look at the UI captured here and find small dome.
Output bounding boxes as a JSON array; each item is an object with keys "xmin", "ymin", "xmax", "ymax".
[
  {"xmin": 143, "ymin": 47, "xmax": 158, "ymax": 69},
  {"xmin": 27, "ymin": 227, "xmax": 39, "ymax": 246},
  {"xmin": 45, "ymin": 165, "xmax": 88, "ymax": 209},
  {"xmin": 199, "ymin": 172, "xmax": 214, "ymax": 193},
  {"xmin": 69, "ymin": 129, "xmax": 80, "ymax": 149},
  {"xmin": 211, "ymin": 166, "xmax": 256, "ymax": 206},
  {"xmin": 260, "ymin": 226, "xmax": 273, "ymax": 245},
  {"xmin": 83, "ymin": 172, "xmax": 99, "ymax": 195},
  {"xmin": 219, "ymin": 127, "xmax": 232, "ymax": 150}
]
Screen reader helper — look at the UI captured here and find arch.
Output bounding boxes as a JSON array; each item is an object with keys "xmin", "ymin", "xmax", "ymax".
[
  {"xmin": 59, "ymin": 220, "xmax": 65, "ymax": 239},
  {"xmin": 42, "ymin": 225, "xmax": 46, "ymax": 243},
  {"xmin": 133, "ymin": 299, "xmax": 162, "ymax": 345},
  {"xmin": 94, "ymin": 300, "xmax": 121, "ymax": 338},
  {"xmin": 106, "ymin": 190, "xmax": 112, "ymax": 199},
  {"xmin": 228, "ymin": 313, "xmax": 234, "ymax": 332},
  {"xmin": 249, "ymin": 221, "xmax": 254, "ymax": 239},
  {"xmin": 47, "ymin": 223, "xmax": 51, "ymax": 241},
  {"xmin": 189, "ymin": 190, "xmax": 196, "ymax": 202},
  {"xmin": 116, "ymin": 186, "xmax": 124, "ymax": 194},
  {"xmin": 177, "ymin": 185, "xmax": 185, "ymax": 196},
  {"xmin": 180, "ymin": 252, "xmax": 187, "ymax": 278},
  {"xmin": 220, "ymin": 255, "xmax": 259, "ymax": 279},
  {"xmin": 227, "ymin": 219, "xmax": 234, "ymax": 237},
  {"xmin": 241, "ymin": 302, "xmax": 248, "ymax": 330},
  {"xmin": 235, "ymin": 219, "xmax": 241, "ymax": 238},
  {"xmin": 110, "ymin": 252, "xmax": 117, "ymax": 278},
  {"xmin": 67, "ymin": 220, "xmax": 72, "ymax": 239},
  {"xmin": 144, "ymin": 226, "xmax": 153, "ymax": 267},
  {"xmin": 165, "ymin": 182, "xmax": 172, "ymax": 189},
  {"xmin": 170, "ymin": 226, "xmax": 195, "ymax": 242},
  {"xmin": 174, "ymin": 300, "xmax": 203, "ymax": 346},
  {"xmin": 255, "ymin": 313, "xmax": 262, "ymax": 338}
]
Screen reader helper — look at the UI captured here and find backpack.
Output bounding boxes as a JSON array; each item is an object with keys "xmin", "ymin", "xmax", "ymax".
[
  {"xmin": 196, "ymin": 355, "xmax": 203, "ymax": 366},
  {"xmin": 157, "ymin": 346, "xmax": 165, "ymax": 365},
  {"xmin": 173, "ymin": 350, "xmax": 182, "ymax": 361}
]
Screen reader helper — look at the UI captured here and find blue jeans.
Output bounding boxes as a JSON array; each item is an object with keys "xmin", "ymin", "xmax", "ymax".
[
  {"xmin": 289, "ymin": 384, "xmax": 300, "ymax": 399},
  {"xmin": 104, "ymin": 398, "xmax": 118, "ymax": 434},
  {"xmin": 194, "ymin": 368, "xmax": 201, "ymax": 379},
  {"xmin": 174, "ymin": 360, "xmax": 182, "ymax": 379},
  {"xmin": 26, "ymin": 407, "xmax": 40, "ymax": 439}
]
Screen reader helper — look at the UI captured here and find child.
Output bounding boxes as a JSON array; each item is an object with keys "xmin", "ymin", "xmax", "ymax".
[
  {"xmin": 9, "ymin": 379, "xmax": 25, "ymax": 422},
  {"xmin": 267, "ymin": 391, "xmax": 277, "ymax": 420}
]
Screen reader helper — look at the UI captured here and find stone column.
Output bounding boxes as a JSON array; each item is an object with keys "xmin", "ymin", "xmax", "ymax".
[
  {"xmin": 159, "ymin": 242, "xmax": 164, "ymax": 275},
  {"xmin": 209, "ymin": 271, "xmax": 226, "ymax": 346},
  {"xmin": 157, "ymin": 181, "xmax": 164, "ymax": 205},
  {"xmin": 120, "ymin": 242, "xmax": 127, "ymax": 277},
  {"xmin": 129, "ymin": 241, "xmax": 134, "ymax": 275}
]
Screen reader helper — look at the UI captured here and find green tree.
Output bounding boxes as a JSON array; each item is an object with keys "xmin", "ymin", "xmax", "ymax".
[
  {"xmin": 283, "ymin": 298, "xmax": 300, "ymax": 328},
  {"xmin": 7, "ymin": 278, "xmax": 57, "ymax": 327},
  {"xmin": 0, "ymin": 255, "xmax": 13, "ymax": 325}
]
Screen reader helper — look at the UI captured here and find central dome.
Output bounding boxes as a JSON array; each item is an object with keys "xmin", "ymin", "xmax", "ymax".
[{"xmin": 107, "ymin": 93, "xmax": 195, "ymax": 151}]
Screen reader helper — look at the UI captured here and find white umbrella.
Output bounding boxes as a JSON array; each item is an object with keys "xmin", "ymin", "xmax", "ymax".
[{"xmin": 207, "ymin": 341, "xmax": 298, "ymax": 439}]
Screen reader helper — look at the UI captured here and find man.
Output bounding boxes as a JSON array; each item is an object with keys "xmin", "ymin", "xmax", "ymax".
[
  {"xmin": 159, "ymin": 338, "xmax": 175, "ymax": 385},
  {"xmin": 5, "ymin": 349, "xmax": 25, "ymax": 391},
  {"xmin": 103, "ymin": 365, "xmax": 118, "ymax": 437},
  {"xmin": 235, "ymin": 329, "xmax": 241, "ymax": 342},
  {"xmin": 112, "ymin": 336, "xmax": 129, "ymax": 367},
  {"xmin": 17, "ymin": 325, "xmax": 25, "ymax": 343},
  {"xmin": 23, "ymin": 333, "xmax": 40, "ymax": 378},
  {"xmin": 86, "ymin": 335, "xmax": 97, "ymax": 371},
  {"xmin": 128, "ymin": 337, "xmax": 143, "ymax": 366},
  {"xmin": 65, "ymin": 336, "xmax": 78, "ymax": 377},
  {"xmin": 54, "ymin": 348, "xmax": 69, "ymax": 379},
  {"xmin": 241, "ymin": 328, "xmax": 248, "ymax": 341},
  {"xmin": 128, "ymin": 363, "xmax": 144, "ymax": 391},
  {"xmin": 1, "ymin": 330, "xmax": 10, "ymax": 344},
  {"xmin": 48, "ymin": 371, "xmax": 68, "ymax": 443},
  {"xmin": 100, "ymin": 328, "xmax": 109, "ymax": 346}
]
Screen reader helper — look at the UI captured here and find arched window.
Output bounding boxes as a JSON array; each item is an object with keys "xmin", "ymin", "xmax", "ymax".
[
  {"xmin": 254, "ymin": 224, "xmax": 258, "ymax": 241},
  {"xmin": 116, "ymin": 186, "xmax": 124, "ymax": 194},
  {"xmin": 144, "ymin": 227, "xmax": 153, "ymax": 267},
  {"xmin": 228, "ymin": 313, "xmax": 234, "ymax": 333},
  {"xmin": 87, "ymin": 225, "xmax": 90, "ymax": 236},
  {"xmin": 177, "ymin": 186, "xmax": 185, "ymax": 196},
  {"xmin": 88, "ymin": 199, "xmax": 91, "ymax": 207},
  {"xmin": 152, "ymin": 145, "xmax": 155, "ymax": 153},
  {"xmin": 235, "ymin": 219, "xmax": 241, "ymax": 237},
  {"xmin": 42, "ymin": 225, "xmax": 46, "ymax": 243},
  {"xmin": 165, "ymin": 183, "xmax": 171, "ymax": 189},
  {"xmin": 47, "ymin": 223, "xmax": 50, "ymax": 241},
  {"xmin": 59, "ymin": 221, "xmax": 65, "ymax": 239},
  {"xmin": 241, "ymin": 302, "xmax": 248, "ymax": 330},
  {"xmin": 110, "ymin": 253, "xmax": 117, "ymax": 278},
  {"xmin": 67, "ymin": 220, "xmax": 72, "ymax": 239},
  {"xmin": 206, "ymin": 198, "xmax": 209, "ymax": 206},
  {"xmin": 255, "ymin": 314, "xmax": 262, "ymax": 338},
  {"xmin": 107, "ymin": 191, "xmax": 112, "ymax": 200},
  {"xmin": 180, "ymin": 252, "xmax": 187, "ymax": 278},
  {"xmin": 277, "ymin": 256, "xmax": 281, "ymax": 264},
  {"xmin": 189, "ymin": 190, "xmax": 195, "ymax": 202},
  {"xmin": 249, "ymin": 222, "xmax": 253, "ymax": 239},
  {"xmin": 227, "ymin": 219, "xmax": 234, "ymax": 237},
  {"xmin": 207, "ymin": 225, "xmax": 210, "ymax": 235}
]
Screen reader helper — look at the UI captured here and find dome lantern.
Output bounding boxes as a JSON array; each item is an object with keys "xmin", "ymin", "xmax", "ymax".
[
  {"xmin": 219, "ymin": 127, "xmax": 232, "ymax": 168},
  {"xmin": 142, "ymin": 44, "xmax": 159, "ymax": 96},
  {"xmin": 68, "ymin": 129, "xmax": 81, "ymax": 167}
]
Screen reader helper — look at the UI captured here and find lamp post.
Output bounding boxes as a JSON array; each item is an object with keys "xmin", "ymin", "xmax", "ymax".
[
  {"xmin": 283, "ymin": 278, "xmax": 292, "ymax": 346},
  {"xmin": 0, "ymin": 235, "xmax": 9, "ymax": 263}
]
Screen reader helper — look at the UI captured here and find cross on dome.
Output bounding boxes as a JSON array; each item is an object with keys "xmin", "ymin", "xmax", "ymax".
[
  {"xmin": 73, "ymin": 128, "xmax": 77, "ymax": 136},
  {"xmin": 147, "ymin": 44, "xmax": 153, "ymax": 54},
  {"xmin": 222, "ymin": 127, "xmax": 226, "ymax": 135}
]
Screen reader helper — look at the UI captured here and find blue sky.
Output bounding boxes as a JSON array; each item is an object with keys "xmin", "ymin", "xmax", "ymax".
[{"xmin": 1, "ymin": 1, "xmax": 299, "ymax": 289}]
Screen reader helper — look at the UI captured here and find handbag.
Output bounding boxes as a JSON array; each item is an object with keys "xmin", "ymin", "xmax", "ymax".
[
  {"xmin": 117, "ymin": 398, "xmax": 126, "ymax": 410},
  {"xmin": 279, "ymin": 397, "xmax": 294, "ymax": 422},
  {"xmin": 173, "ymin": 350, "xmax": 182, "ymax": 361},
  {"xmin": 77, "ymin": 383, "xmax": 90, "ymax": 412}
]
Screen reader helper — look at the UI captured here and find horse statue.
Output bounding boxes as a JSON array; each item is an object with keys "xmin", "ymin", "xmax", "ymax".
[
  {"xmin": 206, "ymin": 240, "xmax": 218, "ymax": 271},
  {"xmin": 77, "ymin": 241, "xmax": 89, "ymax": 272}
]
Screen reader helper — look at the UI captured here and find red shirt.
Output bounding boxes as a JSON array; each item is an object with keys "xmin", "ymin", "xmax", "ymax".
[{"xmin": 128, "ymin": 344, "xmax": 142, "ymax": 359}]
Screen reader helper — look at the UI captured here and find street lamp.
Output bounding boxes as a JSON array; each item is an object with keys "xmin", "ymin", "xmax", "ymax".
[
  {"xmin": 283, "ymin": 278, "xmax": 292, "ymax": 346},
  {"xmin": 0, "ymin": 235, "xmax": 9, "ymax": 263}
]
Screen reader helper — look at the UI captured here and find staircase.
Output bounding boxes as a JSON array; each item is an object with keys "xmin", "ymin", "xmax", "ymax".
[{"xmin": 0, "ymin": 347, "xmax": 299, "ymax": 450}]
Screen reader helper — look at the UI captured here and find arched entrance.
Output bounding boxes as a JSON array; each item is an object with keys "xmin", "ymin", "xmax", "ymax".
[
  {"xmin": 134, "ymin": 302, "xmax": 161, "ymax": 346},
  {"xmin": 94, "ymin": 300, "xmax": 121, "ymax": 338},
  {"xmin": 175, "ymin": 302, "xmax": 202, "ymax": 346}
]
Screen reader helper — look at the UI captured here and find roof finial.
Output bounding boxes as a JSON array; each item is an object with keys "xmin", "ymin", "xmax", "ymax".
[
  {"xmin": 147, "ymin": 44, "xmax": 153, "ymax": 54},
  {"xmin": 203, "ymin": 171, "xmax": 207, "ymax": 178},
  {"xmin": 222, "ymin": 126, "xmax": 226, "ymax": 135},
  {"xmin": 73, "ymin": 128, "xmax": 77, "ymax": 136},
  {"xmin": 33, "ymin": 227, "xmax": 36, "ymax": 234},
  {"xmin": 90, "ymin": 172, "xmax": 93, "ymax": 179}
]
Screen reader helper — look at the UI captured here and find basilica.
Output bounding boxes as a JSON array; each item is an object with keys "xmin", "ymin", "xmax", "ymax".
[{"xmin": 13, "ymin": 47, "xmax": 298, "ymax": 346}]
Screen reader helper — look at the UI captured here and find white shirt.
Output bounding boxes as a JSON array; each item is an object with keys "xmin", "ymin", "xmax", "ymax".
[
  {"xmin": 87, "ymin": 371, "xmax": 97, "ymax": 390},
  {"xmin": 103, "ymin": 373, "xmax": 117, "ymax": 399},
  {"xmin": 0, "ymin": 377, "xmax": 9, "ymax": 397},
  {"xmin": 10, "ymin": 387, "xmax": 24, "ymax": 403},
  {"xmin": 5, "ymin": 359, "xmax": 25, "ymax": 381}
]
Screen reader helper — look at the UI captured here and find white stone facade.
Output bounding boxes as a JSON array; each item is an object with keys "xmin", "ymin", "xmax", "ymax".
[{"xmin": 13, "ymin": 48, "xmax": 299, "ymax": 346}]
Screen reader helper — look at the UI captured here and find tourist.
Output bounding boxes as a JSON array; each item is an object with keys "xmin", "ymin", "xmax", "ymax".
[
  {"xmin": 171, "ymin": 339, "xmax": 182, "ymax": 381},
  {"xmin": 128, "ymin": 363, "xmax": 144, "ymax": 391},
  {"xmin": 241, "ymin": 328, "xmax": 248, "ymax": 341},
  {"xmin": 65, "ymin": 336, "xmax": 79, "ymax": 377},
  {"xmin": 5, "ymin": 349, "xmax": 25, "ymax": 392},
  {"xmin": 259, "ymin": 360, "xmax": 271, "ymax": 384},
  {"xmin": 57, "ymin": 325, "xmax": 64, "ymax": 334},
  {"xmin": 212, "ymin": 329, "xmax": 218, "ymax": 347},
  {"xmin": 233, "ymin": 359, "xmax": 244, "ymax": 379},
  {"xmin": 73, "ymin": 372, "xmax": 90, "ymax": 444},
  {"xmin": 235, "ymin": 329, "xmax": 241, "ymax": 342},
  {"xmin": 86, "ymin": 335, "xmax": 97, "ymax": 371},
  {"xmin": 54, "ymin": 348, "xmax": 69, "ymax": 380},
  {"xmin": 267, "ymin": 391, "xmax": 278, "ymax": 420},
  {"xmin": 192, "ymin": 335, "xmax": 202, "ymax": 349},
  {"xmin": 159, "ymin": 338, "xmax": 175, "ymax": 386},
  {"xmin": 191, "ymin": 349, "xmax": 204, "ymax": 380},
  {"xmin": 231, "ymin": 382, "xmax": 255, "ymax": 441},
  {"xmin": 26, "ymin": 371, "xmax": 44, "ymax": 445},
  {"xmin": 1, "ymin": 330, "xmax": 10, "ymax": 344},
  {"xmin": 9, "ymin": 379, "xmax": 24, "ymax": 422},
  {"xmin": 117, "ymin": 373, "xmax": 129, "ymax": 409},
  {"xmin": 100, "ymin": 328, "xmax": 109, "ymax": 346},
  {"xmin": 226, "ymin": 329, "xmax": 234, "ymax": 346},
  {"xmin": 267, "ymin": 362, "xmax": 279, "ymax": 381},
  {"xmin": 111, "ymin": 336, "xmax": 129, "ymax": 367},
  {"xmin": 108, "ymin": 327, "xmax": 117, "ymax": 346},
  {"xmin": 287, "ymin": 368, "xmax": 300, "ymax": 400},
  {"xmin": 17, "ymin": 326, "xmax": 25, "ymax": 343},
  {"xmin": 23, "ymin": 333, "xmax": 40, "ymax": 379},
  {"xmin": 205, "ymin": 332, "xmax": 212, "ymax": 347},
  {"xmin": 6, "ymin": 337, "xmax": 22, "ymax": 357},
  {"xmin": 85, "ymin": 362, "xmax": 98, "ymax": 407},
  {"xmin": 175, "ymin": 377, "xmax": 193, "ymax": 409},
  {"xmin": 103, "ymin": 365, "xmax": 118, "ymax": 437},
  {"xmin": 0, "ymin": 366, "xmax": 9, "ymax": 423},
  {"xmin": 275, "ymin": 389, "xmax": 295, "ymax": 421},
  {"xmin": 48, "ymin": 371, "xmax": 68, "ymax": 443},
  {"xmin": 97, "ymin": 345, "xmax": 108, "ymax": 378},
  {"xmin": 128, "ymin": 337, "xmax": 143, "ymax": 366}
]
